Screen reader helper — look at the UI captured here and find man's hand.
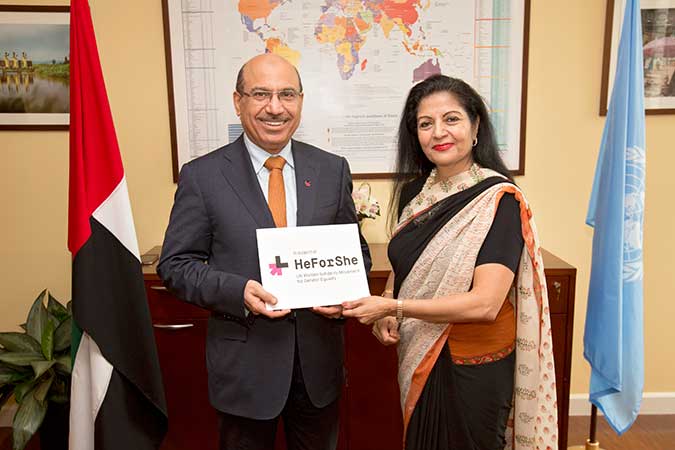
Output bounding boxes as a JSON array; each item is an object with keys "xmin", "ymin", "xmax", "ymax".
[
  {"xmin": 244, "ymin": 280, "xmax": 290, "ymax": 319},
  {"xmin": 371, "ymin": 317, "xmax": 400, "ymax": 346},
  {"xmin": 312, "ymin": 305, "xmax": 343, "ymax": 319}
]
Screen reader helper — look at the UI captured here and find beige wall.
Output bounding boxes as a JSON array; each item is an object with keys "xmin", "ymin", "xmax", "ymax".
[{"xmin": 2, "ymin": 0, "xmax": 674, "ymax": 395}]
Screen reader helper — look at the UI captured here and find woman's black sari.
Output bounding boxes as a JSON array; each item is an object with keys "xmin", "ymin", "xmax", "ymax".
[{"xmin": 391, "ymin": 176, "xmax": 518, "ymax": 450}]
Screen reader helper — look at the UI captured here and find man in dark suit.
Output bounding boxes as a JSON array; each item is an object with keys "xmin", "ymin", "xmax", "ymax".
[{"xmin": 158, "ymin": 53, "xmax": 371, "ymax": 450}]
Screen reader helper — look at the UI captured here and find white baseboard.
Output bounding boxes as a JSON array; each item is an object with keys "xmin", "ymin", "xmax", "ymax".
[
  {"xmin": 4, "ymin": 394, "xmax": 673, "ymax": 425},
  {"xmin": 0, "ymin": 403, "xmax": 16, "ymax": 427},
  {"xmin": 570, "ymin": 392, "xmax": 675, "ymax": 416}
]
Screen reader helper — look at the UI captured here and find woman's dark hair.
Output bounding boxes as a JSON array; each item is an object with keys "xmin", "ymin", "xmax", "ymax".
[{"xmin": 388, "ymin": 74, "xmax": 513, "ymax": 230}]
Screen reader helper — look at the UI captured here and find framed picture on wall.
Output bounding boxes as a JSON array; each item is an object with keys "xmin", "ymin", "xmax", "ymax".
[
  {"xmin": 0, "ymin": 5, "xmax": 70, "ymax": 130},
  {"xmin": 161, "ymin": 0, "xmax": 531, "ymax": 181},
  {"xmin": 601, "ymin": 0, "xmax": 675, "ymax": 115}
]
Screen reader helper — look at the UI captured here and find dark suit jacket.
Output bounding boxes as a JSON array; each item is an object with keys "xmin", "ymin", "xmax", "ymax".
[{"xmin": 157, "ymin": 136, "xmax": 372, "ymax": 420}]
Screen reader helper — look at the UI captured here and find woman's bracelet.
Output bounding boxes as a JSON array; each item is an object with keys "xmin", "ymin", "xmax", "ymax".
[{"xmin": 396, "ymin": 300, "xmax": 404, "ymax": 323}]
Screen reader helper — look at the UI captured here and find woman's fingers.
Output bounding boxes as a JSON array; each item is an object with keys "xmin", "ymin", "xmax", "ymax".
[
  {"xmin": 340, "ymin": 307, "xmax": 358, "ymax": 317},
  {"xmin": 342, "ymin": 297, "xmax": 391, "ymax": 325},
  {"xmin": 342, "ymin": 298, "xmax": 364, "ymax": 310}
]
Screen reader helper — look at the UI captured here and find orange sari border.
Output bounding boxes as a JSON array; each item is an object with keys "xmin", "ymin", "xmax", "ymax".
[{"xmin": 401, "ymin": 326, "xmax": 452, "ymax": 446}]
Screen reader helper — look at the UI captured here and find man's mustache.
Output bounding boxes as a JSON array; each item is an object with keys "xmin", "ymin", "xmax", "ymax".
[{"xmin": 258, "ymin": 114, "xmax": 290, "ymax": 121}]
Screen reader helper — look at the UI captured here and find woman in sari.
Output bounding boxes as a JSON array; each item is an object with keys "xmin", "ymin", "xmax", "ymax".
[{"xmin": 341, "ymin": 75, "xmax": 558, "ymax": 450}]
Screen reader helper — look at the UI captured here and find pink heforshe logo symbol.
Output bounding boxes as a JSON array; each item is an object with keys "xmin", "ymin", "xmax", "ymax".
[{"xmin": 269, "ymin": 256, "xmax": 289, "ymax": 276}]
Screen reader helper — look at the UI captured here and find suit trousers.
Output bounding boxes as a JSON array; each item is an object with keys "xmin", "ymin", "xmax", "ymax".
[{"xmin": 218, "ymin": 339, "xmax": 340, "ymax": 450}]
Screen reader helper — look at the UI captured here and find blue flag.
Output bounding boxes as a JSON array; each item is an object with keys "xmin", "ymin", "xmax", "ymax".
[{"xmin": 584, "ymin": 0, "xmax": 645, "ymax": 435}]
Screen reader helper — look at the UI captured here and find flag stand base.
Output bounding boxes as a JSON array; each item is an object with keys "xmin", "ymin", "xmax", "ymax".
[
  {"xmin": 568, "ymin": 405, "xmax": 606, "ymax": 450},
  {"xmin": 568, "ymin": 440, "xmax": 605, "ymax": 450}
]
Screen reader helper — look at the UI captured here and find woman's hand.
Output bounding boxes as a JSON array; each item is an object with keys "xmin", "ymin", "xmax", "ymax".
[
  {"xmin": 312, "ymin": 305, "xmax": 343, "ymax": 319},
  {"xmin": 341, "ymin": 296, "xmax": 396, "ymax": 325},
  {"xmin": 372, "ymin": 317, "xmax": 400, "ymax": 346}
]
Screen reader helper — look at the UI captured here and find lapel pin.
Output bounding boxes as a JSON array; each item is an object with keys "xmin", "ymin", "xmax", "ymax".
[{"xmin": 304, "ymin": 180, "xmax": 311, "ymax": 187}]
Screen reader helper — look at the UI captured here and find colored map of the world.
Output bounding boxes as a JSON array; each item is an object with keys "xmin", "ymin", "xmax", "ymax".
[
  {"xmin": 167, "ymin": 0, "xmax": 525, "ymax": 175},
  {"xmin": 238, "ymin": 0, "xmax": 443, "ymax": 82}
]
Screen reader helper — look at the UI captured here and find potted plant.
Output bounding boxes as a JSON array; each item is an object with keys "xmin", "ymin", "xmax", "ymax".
[{"xmin": 0, "ymin": 290, "xmax": 71, "ymax": 450}]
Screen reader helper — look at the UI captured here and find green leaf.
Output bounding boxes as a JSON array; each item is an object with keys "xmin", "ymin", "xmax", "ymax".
[
  {"xmin": 47, "ymin": 293, "xmax": 69, "ymax": 323},
  {"xmin": 47, "ymin": 392, "xmax": 69, "ymax": 404},
  {"xmin": 0, "ymin": 365, "xmax": 15, "ymax": 375},
  {"xmin": 47, "ymin": 376, "xmax": 68, "ymax": 404},
  {"xmin": 40, "ymin": 320, "xmax": 55, "ymax": 361},
  {"xmin": 0, "ymin": 333, "xmax": 41, "ymax": 353},
  {"xmin": 30, "ymin": 361, "xmax": 55, "ymax": 380},
  {"xmin": 54, "ymin": 354, "xmax": 71, "ymax": 375},
  {"xmin": 49, "ymin": 372, "xmax": 70, "ymax": 396},
  {"xmin": 32, "ymin": 373, "xmax": 54, "ymax": 404},
  {"xmin": 13, "ymin": 379, "xmax": 37, "ymax": 404},
  {"xmin": 53, "ymin": 317, "xmax": 72, "ymax": 352},
  {"xmin": 26, "ymin": 290, "xmax": 47, "ymax": 343},
  {"xmin": 0, "ymin": 358, "xmax": 31, "ymax": 374},
  {"xmin": 0, "ymin": 366, "xmax": 30, "ymax": 386},
  {"xmin": 0, "ymin": 352, "xmax": 43, "ymax": 366},
  {"xmin": 0, "ymin": 372, "xmax": 27, "ymax": 386},
  {"xmin": 0, "ymin": 361, "xmax": 32, "ymax": 374},
  {"xmin": 12, "ymin": 388, "xmax": 47, "ymax": 450}
]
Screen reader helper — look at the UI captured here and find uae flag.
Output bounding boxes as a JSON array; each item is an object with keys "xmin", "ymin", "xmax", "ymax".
[{"xmin": 67, "ymin": 0, "xmax": 168, "ymax": 448}]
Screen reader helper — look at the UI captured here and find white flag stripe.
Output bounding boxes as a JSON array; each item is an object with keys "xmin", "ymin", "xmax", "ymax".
[
  {"xmin": 92, "ymin": 176, "xmax": 140, "ymax": 261},
  {"xmin": 69, "ymin": 333, "xmax": 114, "ymax": 450}
]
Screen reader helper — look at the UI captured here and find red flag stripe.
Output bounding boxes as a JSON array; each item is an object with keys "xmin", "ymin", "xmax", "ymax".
[{"xmin": 68, "ymin": 0, "xmax": 124, "ymax": 256}]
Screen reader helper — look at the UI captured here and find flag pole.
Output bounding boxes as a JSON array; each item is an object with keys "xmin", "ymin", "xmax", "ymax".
[{"xmin": 568, "ymin": 405, "xmax": 605, "ymax": 450}]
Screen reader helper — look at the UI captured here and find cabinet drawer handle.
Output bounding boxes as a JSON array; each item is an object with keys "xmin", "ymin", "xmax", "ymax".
[
  {"xmin": 153, "ymin": 324, "xmax": 194, "ymax": 330},
  {"xmin": 150, "ymin": 285, "xmax": 168, "ymax": 291},
  {"xmin": 553, "ymin": 281, "xmax": 561, "ymax": 302}
]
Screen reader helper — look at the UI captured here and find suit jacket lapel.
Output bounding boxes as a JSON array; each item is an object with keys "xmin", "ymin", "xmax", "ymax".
[
  {"xmin": 293, "ymin": 141, "xmax": 318, "ymax": 226},
  {"xmin": 218, "ymin": 136, "xmax": 275, "ymax": 228}
]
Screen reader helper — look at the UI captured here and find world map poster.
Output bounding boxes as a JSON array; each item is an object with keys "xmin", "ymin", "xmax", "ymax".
[{"xmin": 164, "ymin": 0, "xmax": 529, "ymax": 177}]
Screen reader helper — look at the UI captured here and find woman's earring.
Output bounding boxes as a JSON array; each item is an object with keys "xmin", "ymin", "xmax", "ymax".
[{"xmin": 472, "ymin": 137, "xmax": 478, "ymax": 147}]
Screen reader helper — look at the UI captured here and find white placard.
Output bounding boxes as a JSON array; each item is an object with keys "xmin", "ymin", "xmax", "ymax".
[{"xmin": 256, "ymin": 224, "xmax": 370, "ymax": 310}]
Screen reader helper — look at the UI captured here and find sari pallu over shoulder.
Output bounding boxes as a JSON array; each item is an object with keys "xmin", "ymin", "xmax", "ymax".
[{"xmin": 394, "ymin": 167, "xmax": 558, "ymax": 450}]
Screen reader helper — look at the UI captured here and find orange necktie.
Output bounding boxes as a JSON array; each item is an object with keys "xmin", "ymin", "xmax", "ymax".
[{"xmin": 264, "ymin": 156, "xmax": 287, "ymax": 227}]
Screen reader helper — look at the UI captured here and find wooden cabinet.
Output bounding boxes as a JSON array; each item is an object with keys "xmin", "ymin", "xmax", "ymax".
[
  {"xmin": 541, "ymin": 249, "xmax": 577, "ymax": 450},
  {"xmin": 341, "ymin": 244, "xmax": 402, "ymax": 450},
  {"xmin": 143, "ymin": 267, "xmax": 219, "ymax": 450},
  {"xmin": 143, "ymin": 245, "xmax": 576, "ymax": 450}
]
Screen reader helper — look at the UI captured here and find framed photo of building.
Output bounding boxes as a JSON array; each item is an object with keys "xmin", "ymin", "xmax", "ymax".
[
  {"xmin": 0, "ymin": 5, "xmax": 70, "ymax": 130},
  {"xmin": 601, "ymin": 0, "xmax": 675, "ymax": 114}
]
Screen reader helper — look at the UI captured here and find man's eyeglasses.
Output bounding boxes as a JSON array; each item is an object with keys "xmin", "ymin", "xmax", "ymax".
[{"xmin": 238, "ymin": 89, "xmax": 302, "ymax": 104}]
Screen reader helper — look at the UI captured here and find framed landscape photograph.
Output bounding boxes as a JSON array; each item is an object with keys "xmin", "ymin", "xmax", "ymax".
[
  {"xmin": 0, "ymin": 5, "xmax": 70, "ymax": 130},
  {"xmin": 601, "ymin": 0, "xmax": 675, "ymax": 114}
]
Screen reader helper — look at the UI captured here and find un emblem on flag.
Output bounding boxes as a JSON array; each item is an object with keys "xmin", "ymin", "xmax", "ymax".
[{"xmin": 623, "ymin": 145, "xmax": 645, "ymax": 283}]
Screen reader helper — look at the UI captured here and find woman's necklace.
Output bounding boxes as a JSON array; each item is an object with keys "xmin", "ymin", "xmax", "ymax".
[{"xmin": 423, "ymin": 163, "xmax": 484, "ymax": 192}]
